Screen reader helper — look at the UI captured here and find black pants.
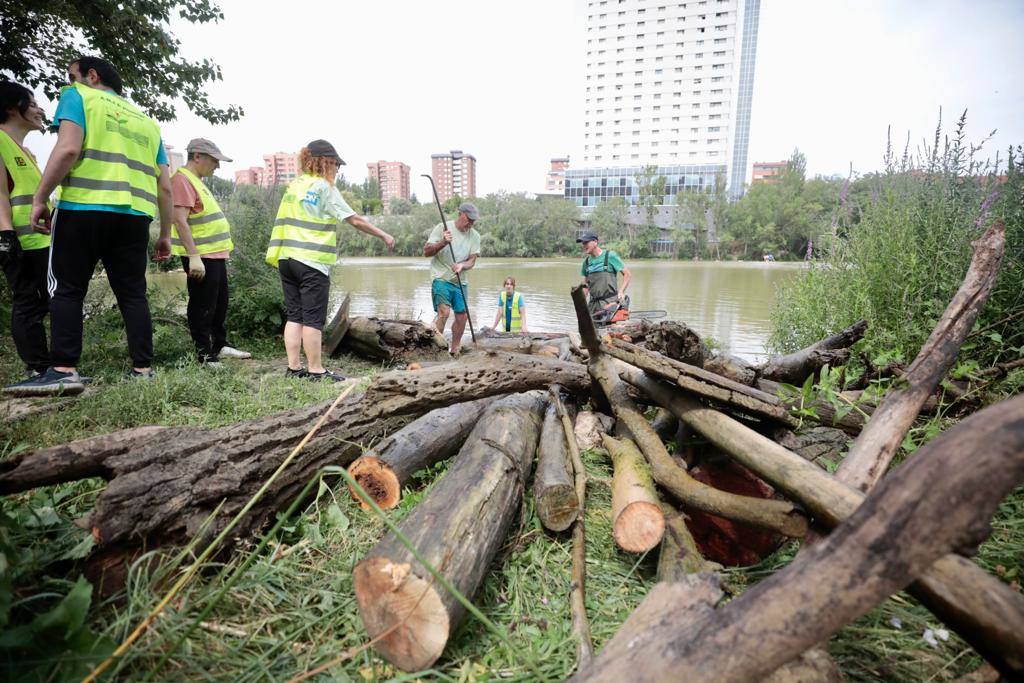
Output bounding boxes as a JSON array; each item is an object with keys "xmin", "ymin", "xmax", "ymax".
[
  {"xmin": 181, "ymin": 256, "xmax": 228, "ymax": 361},
  {"xmin": 48, "ymin": 209, "xmax": 154, "ymax": 368},
  {"xmin": 2, "ymin": 246, "xmax": 50, "ymax": 373}
]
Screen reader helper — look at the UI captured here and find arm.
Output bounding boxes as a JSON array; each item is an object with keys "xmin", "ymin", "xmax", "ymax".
[
  {"xmin": 0, "ymin": 162, "xmax": 12, "ymax": 231},
  {"xmin": 31, "ymin": 119, "xmax": 83, "ymax": 228},
  {"xmin": 619, "ymin": 267, "xmax": 631, "ymax": 298},
  {"xmin": 519, "ymin": 304, "xmax": 529, "ymax": 334},
  {"xmin": 171, "ymin": 204, "xmax": 205, "ymax": 279},
  {"xmin": 345, "ymin": 214, "xmax": 394, "ymax": 250},
  {"xmin": 153, "ymin": 165, "xmax": 173, "ymax": 260},
  {"xmin": 423, "ymin": 228, "xmax": 451, "ymax": 257},
  {"xmin": 451, "ymin": 252, "xmax": 478, "ymax": 274},
  {"xmin": 492, "ymin": 302, "xmax": 503, "ymax": 329}
]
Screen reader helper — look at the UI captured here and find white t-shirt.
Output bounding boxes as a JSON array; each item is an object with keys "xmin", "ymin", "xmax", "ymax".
[{"xmin": 294, "ymin": 179, "xmax": 356, "ymax": 275}]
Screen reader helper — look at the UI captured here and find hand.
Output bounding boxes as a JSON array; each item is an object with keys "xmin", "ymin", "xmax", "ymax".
[
  {"xmin": 616, "ymin": 292, "xmax": 625, "ymax": 302},
  {"xmin": 29, "ymin": 200, "xmax": 50, "ymax": 233},
  {"xmin": 382, "ymin": 232, "xmax": 395, "ymax": 252},
  {"xmin": 186, "ymin": 254, "xmax": 206, "ymax": 281},
  {"xmin": 153, "ymin": 236, "xmax": 172, "ymax": 262},
  {"xmin": 0, "ymin": 230, "xmax": 20, "ymax": 268},
  {"xmin": 521, "ymin": 327, "xmax": 530, "ymax": 335},
  {"xmin": 442, "ymin": 228, "xmax": 453, "ymax": 244},
  {"xmin": 452, "ymin": 262, "xmax": 464, "ymax": 274}
]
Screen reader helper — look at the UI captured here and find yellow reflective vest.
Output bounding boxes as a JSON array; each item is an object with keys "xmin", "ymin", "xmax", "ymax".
[
  {"xmin": 55, "ymin": 83, "xmax": 161, "ymax": 217},
  {"xmin": 0, "ymin": 130, "xmax": 50, "ymax": 250},
  {"xmin": 499, "ymin": 290, "xmax": 523, "ymax": 332},
  {"xmin": 265, "ymin": 174, "xmax": 336, "ymax": 268},
  {"xmin": 171, "ymin": 166, "xmax": 233, "ymax": 256}
]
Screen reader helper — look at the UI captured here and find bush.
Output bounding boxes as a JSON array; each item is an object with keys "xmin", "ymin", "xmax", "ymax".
[{"xmin": 771, "ymin": 114, "xmax": 1023, "ymax": 370}]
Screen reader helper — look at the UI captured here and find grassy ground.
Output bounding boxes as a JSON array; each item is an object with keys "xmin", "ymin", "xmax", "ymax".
[{"xmin": 1, "ymin": 321, "xmax": 1021, "ymax": 681}]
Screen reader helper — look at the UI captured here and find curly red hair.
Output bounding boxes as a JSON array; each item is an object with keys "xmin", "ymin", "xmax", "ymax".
[{"xmin": 299, "ymin": 147, "xmax": 337, "ymax": 181}]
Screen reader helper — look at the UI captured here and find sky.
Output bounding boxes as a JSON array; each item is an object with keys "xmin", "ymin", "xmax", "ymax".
[{"xmin": 20, "ymin": 0, "xmax": 1024, "ymax": 196}]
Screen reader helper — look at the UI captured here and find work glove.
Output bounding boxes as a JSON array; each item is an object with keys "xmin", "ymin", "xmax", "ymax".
[
  {"xmin": 0, "ymin": 231, "xmax": 20, "ymax": 269},
  {"xmin": 187, "ymin": 254, "xmax": 206, "ymax": 281}
]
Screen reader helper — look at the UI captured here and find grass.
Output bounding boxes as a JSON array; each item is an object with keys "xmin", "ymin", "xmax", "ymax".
[{"xmin": 1, "ymin": 326, "xmax": 1022, "ymax": 681}]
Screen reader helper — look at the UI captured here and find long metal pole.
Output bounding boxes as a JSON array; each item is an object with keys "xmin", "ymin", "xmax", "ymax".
[{"xmin": 421, "ymin": 174, "xmax": 476, "ymax": 343}]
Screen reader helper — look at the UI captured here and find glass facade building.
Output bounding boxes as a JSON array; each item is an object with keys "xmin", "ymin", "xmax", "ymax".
[
  {"xmin": 727, "ymin": 0, "xmax": 760, "ymax": 199},
  {"xmin": 565, "ymin": 164, "xmax": 725, "ymax": 207}
]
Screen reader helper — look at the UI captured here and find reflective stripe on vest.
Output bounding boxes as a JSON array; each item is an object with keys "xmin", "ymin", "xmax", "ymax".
[
  {"xmin": 55, "ymin": 83, "xmax": 161, "ymax": 217},
  {"xmin": 0, "ymin": 130, "xmax": 51, "ymax": 250},
  {"xmin": 499, "ymin": 291, "xmax": 523, "ymax": 332},
  {"xmin": 265, "ymin": 174, "xmax": 337, "ymax": 267},
  {"xmin": 170, "ymin": 166, "xmax": 233, "ymax": 255}
]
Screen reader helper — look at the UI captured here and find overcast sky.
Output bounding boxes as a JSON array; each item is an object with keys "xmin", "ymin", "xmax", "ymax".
[{"xmin": 22, "ymin": 0, "xmax": 1024, "ymax": 196}]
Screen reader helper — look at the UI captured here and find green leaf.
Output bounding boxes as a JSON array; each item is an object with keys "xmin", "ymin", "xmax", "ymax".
[
  {"xmin": 34, "ymin": 576, "xmax": 92, "ymax": 638},
  {"xmin": 59, "ymin": 533, "xmax": 95, "ymax": 561},
  {"xmin": 325, "ymin": 504, "xmax": 350, "ymax": 532}
]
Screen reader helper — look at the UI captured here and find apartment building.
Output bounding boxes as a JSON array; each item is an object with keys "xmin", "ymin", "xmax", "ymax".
[
  {"xmin": 367, "ymin": 160, "xmax": 412, "ymax": 209},
  {"xmin": 430, "ymin": 150, "xmax": 477, "ymax": 203}
]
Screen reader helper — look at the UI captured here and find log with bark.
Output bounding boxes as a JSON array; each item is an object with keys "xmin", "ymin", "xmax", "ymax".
[
  {"xmin": 347, "ymin": 397, "xmax": 498, "ymax": 510},
  {"xmin": 571, "ymin": 394, "xmax": 1024, "ymax": 682},
  {"xmin": 657, "ymin": 506, "xmax": 719, "ymax": 581},
  {"xmin": 534, "ymin": 397, "xmax": 580, "ymax": 532},
  {"xmin": 353, "ymin": 392, "xmax": 547, "ymax": 672},
  {"xmin": 339, "ymin": 317, "xmax": 448, "ymax": 362},
  {"xmin": 602, "ymin": 435, "xmax": 665, "ymax": 553},
  {"xmin": 0, "ymin": 352, "xmax": 589, "ymax": 589},
  {"xmin": 323, "ymin": 293, "xmax": 351, "ymax": 358}
]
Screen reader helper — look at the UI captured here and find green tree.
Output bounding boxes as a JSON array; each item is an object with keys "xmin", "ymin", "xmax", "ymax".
[
  {"xmin": 362, "ymin": 178, "xmax": 381, "ymax": 201},
  {"xmin": 589, "ymin": 196, "xmax": 629, "ymax": 246},
  {"xmin": 388, "ymin": 197, "xmax": 413, "ymax": 215},
  {"xmin": 1, "ymin": 0, "xmax": 241, "ymax": 123}
]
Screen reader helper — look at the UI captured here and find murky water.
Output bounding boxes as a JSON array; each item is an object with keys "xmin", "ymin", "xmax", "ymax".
[{"xmin": 329, "ymin": 257, "xmax": 804, "ymax": 360}]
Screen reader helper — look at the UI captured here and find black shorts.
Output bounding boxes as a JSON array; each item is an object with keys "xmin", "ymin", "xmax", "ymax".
[{"xmin": 279, "ymin": 258, "xmax": 329, "ymax": 330}]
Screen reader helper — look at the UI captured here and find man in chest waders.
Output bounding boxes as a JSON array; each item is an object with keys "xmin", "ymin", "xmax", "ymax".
[{"xmin": 577, "ymin": 231, "xmax": 631, "ymax": 321}]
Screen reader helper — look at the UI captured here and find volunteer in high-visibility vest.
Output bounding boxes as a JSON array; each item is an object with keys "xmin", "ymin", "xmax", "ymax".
[
  {"xmin": 266, "ymin": 139, "xmax": 394, "ymax": 382},
  {"xmin": 21, "ymin": 56, "xmax": 174, "ymax": 396},
  {"xmin": 0, "ymin": 82, "xmax": 52, "ymax": 393},
  {"xmin": 491, "ymin": 276, "xmax": 529, "ymax": 334},
  {"xmin": 171, "ymin": 138, "xmax": 250, "ymax": 366}
]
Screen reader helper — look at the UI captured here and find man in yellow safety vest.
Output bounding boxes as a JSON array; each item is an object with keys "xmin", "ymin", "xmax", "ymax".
[
  {"xmin": 19, "ymin": 56, "xmax": 174, "ymax": 396},
  {"xmin": 171, "ymin": 137, "xmax": 250, "ymax": 366},
  {"xmin": 0, "ymin": 82, "xmax": 52, "ymax": 394}
]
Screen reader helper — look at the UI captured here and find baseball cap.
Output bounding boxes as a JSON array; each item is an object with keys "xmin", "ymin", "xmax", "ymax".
[
  {"xmin": 307, "ymin": 139, "xmax": 345, "ymax": 165},
  {"xmin": 576, "ymin": 231, "xmax": 599, "ymax": 243},
  {"xmin": 458, "ymin": 202, "xmax": 480, "ymax": 221},
  {"xmin": 186, "ymin": 138, "xmax": 232, "ymax": 162}
]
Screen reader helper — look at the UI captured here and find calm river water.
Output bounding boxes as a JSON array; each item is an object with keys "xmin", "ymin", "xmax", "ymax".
[{"xmin": 329, "ymin": 257, "xmax": 803, "ymax": 361}]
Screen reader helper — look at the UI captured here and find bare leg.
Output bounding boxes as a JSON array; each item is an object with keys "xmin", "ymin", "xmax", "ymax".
[
  {"xmin": 434, "ymin": 305, "xmax": 451, "ymax": 335},
  {"xmin": 302, "ymin": 326, "xmax": 324, "ymax": 373},
  {"xmin": 284, "ymin": 321, "xmax": 303, "ymax": 370},
  {"xmin": 451, "ymin": 312, "xmax": 468, "ymax": 355}
]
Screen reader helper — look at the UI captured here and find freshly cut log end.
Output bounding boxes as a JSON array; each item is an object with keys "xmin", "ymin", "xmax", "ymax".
[
  {"xmin": 613, "ymin": 501, "xmax": 665, "ymax": 553},
  {"xmin": 347, "ymin": 456, "xmax": 401, "ymax": 510},
  {"xmin": 353, "ymin": 557, "xmax": 448, "ymax": 672}
]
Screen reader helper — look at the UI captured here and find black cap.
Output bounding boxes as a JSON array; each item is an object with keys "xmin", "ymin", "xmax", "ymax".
[
  {"xmin": 306, "ymin": 139, "xmax": 345, "ymax": 165},
  {"xmin": 576, "ymin": 231, "xmax": 599, "ymax": 243}
]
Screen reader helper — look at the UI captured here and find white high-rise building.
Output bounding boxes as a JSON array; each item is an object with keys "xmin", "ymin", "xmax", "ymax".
[{"xmin": 568, "ymin": 0, "xmax": 760, "ymax": 210}]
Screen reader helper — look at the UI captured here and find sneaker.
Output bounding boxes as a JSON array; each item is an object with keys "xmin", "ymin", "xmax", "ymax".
[
  {"xmin": 2, "ymin": 368, "xmax": 85, "ymax": 397},
  {"xmin": 306, "ymin": 369, "xmax": 345, "ymax": 382},
  {"xmin": 128, "ymin": 369, "xmax": 156, "ymax": 380},
  {"xmin": 219, "ymin": 346, "xmax": 252, "ymax": 359},
  {"xmin": 285, "ymin": 367, "xmax": 308, "ymax": 378}
]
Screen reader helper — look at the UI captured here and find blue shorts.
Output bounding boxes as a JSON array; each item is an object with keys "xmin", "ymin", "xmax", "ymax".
[{"xmin": 432, "ymin": 279, "xmax": 467, "ymax": 314}]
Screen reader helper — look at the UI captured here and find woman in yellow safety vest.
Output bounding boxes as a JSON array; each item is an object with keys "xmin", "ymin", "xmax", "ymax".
[{"xmin": 491, "ymin": 276, "xmax": 528, "ymax": 334}]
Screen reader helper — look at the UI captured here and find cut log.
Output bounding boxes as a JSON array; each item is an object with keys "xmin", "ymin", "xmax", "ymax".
[
  {"xmin": 571, "ymin": 394, "xmax": 1024, "ymax": 682},
  {"xmin": 758, "ymin": 319, "xmax": 867, "ymax": 384},
  {"xmin": 649, "ymin": 408, "xmax": 679, "ymax": 442},
  {"xmin": 353, "ymin": 392, "xmax": 547, "ymax": 672},
  {"xmin": 340, "ymin": 317, "xmax": 448, "ymax": 362},
  {"xmin": 602, "ymin": 435, "xmax": 665, "ymax": 553},
  {"xmin": 534, "ymin": 398, "xmax": 580, "ymax": 532},
  {"xmin": 643, "ymin": 320, "xmax": 709, "ymax": 366},
  {"xmin": 617, "ymin": 361, "xmax": 1024, "ymax": 678},
  {"xmin": 323, "ymin": 293, "xmax": 351, "ymax": 358},
  {"xmin": 657, "ymin": 507, "xmax": 718, "ymax": 581},
  {"xmin": 347, "ymin": 397, "xmax": 498, "ymax": 510}
]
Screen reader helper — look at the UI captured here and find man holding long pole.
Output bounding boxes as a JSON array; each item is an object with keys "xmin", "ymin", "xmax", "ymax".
[{"xmin": 422, "ymin": 201, "xmax": 481, "ymax": 357}]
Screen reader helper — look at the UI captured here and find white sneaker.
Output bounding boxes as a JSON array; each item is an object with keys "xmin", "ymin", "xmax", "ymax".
[{"xmin": 218, "ymin": 346, "xmax": 252, "ymax": 359}]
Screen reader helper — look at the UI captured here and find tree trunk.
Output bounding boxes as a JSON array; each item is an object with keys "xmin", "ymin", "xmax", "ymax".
[
  {"xmin": 757, "ymin": 319, "xmax": 868, "ymax": 384},
  {"xmin": 571, "ymin": 395, "xmax": 1024, "ymax": 683},
  {"xmin": 603, "ymin": 435, "xmax": 665, "ymax": 553},
  {"xmin": 353, "ymin": 392, "xmax": 547, "ymax": 672},
  {"xmin": 649, "ymin": 408, "xmax": 679, "ymax": 442},
  {"xmin": 347, "ymin": 397, "xmax": 498, "ymax": 510},
  {"xmin": 534, "ymin": 398, "xmax": 580, "ymax": 532},
  {"xmin": 323, "ymin": 293, "xmax": 351, "ymax": 358},
  {"xmin": 657, "ymin": 507, "xmax": 718, "ymax": 581},
  {"xmin": 340, "ymin": 317, "xmax": 448, "ymax": 362},
  {"xmin": 643, "ymin": 320, "xmax": 710, "ymax": 367}
]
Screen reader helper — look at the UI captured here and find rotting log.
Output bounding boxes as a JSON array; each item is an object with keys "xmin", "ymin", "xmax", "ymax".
[
  {"xmin": 835, "ymin": 220, "xmax": 1006, "ymax": 493},
  {"xmin": 323, "ymin": 293, "xmax": 351, "ymax": 358},
  {"xmin": 618, "ymin": 361, "xmax": 1024, "ymax": 678},
  {"xmin": 571, "ymin": 285, "xmax": 808, "ymax": 539},
  {"xmin": 603, "ymin": 435, "xmax": 665, "ymax": 553},
  {"xmin": 643, "ymin": 320, "xmax": 709, "ymax": 366},
  {"xmin": 757, "ymin": 319, "xmax": 868, "ymax": 384},
  {"xmin": 657, "ymin": 506, "xmax": 719, "ymax": 581},
  {"xmin": 535, "ymin": 398, "xmax": 580, "ymax": 532},
  {"xmin": 340, "ymin": 316, "xmax": 448, "ymax": 362},
  {"xmin": 571, "ymin": 395, "xmax": 1024, "ymax": 683},
  {"xmin": 347, "ymin": 397, "xmax": 498, "ymax": 510},
  {"xmin": 353, "ymin": 392, "xmax": 547, "ymax": 672}
]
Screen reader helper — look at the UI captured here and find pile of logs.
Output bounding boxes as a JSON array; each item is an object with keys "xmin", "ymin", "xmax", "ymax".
[{"xmin": 2, "ymin": 223, "xmax": 1021, "ymax": 679}]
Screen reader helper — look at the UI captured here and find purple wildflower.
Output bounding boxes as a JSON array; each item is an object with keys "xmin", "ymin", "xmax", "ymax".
[{"xmin": 975, "ymin": 189, "xmax": 999, "ymax": 228}]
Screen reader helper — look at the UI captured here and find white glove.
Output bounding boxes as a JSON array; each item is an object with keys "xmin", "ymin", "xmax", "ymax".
[{"xmin": 187, "ymin": 255, "xmax": 206, "ymax": 281}]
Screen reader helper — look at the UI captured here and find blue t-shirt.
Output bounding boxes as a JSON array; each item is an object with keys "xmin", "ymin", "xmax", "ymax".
[
  {"xmin": 51, "ymin": 86, "xmax": 168, "ymax": 216},
  {"xmin": 498, "ymin": 292, "xmax": 525, "ymax": 331}
]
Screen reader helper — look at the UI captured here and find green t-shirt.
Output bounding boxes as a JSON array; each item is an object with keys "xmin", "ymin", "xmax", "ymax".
[
  {"xmin": 429, "ymin": 222, "xmax": 481, "ymax": 283},
  {"xmin": 580, "ymin": 249, "xmax": 625, "ymax": 276}
]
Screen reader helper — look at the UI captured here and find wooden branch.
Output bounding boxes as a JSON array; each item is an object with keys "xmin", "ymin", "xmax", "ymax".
[
  {"xmin": 618, "ymin": 361, "xmax": 1024, "ymax": 677},
  {"xmin": 836, "ymin": 220, "xmax": 1005, "ymax": 492},
  {"xmin": 758, "ymin": 319, "xmax": 868, "ymax": 385},
  {"xmin": 535, "ymin": 397, "xmax": 580, "ymax": 532},
  {"xmin": 347, "ymin": 397, "xmax": 498, "ymax": 509},
  {"xmin": 603, "ymin": 435, "xmax": 665, "ymax": 553},
  {"xmin": 657, "ymin": 506, "xmax": 719, "ymax": 581},
  {"xmin": 572, "ymin": 394, "xmax": 1024, "ymax": 682},
  {"xmin": 340, "ymin": 317, "xmax": 448, "ymax": 362},
  {"xmin": 354, "ymin": 392, "xmax": 547, "ymax": 672}
]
